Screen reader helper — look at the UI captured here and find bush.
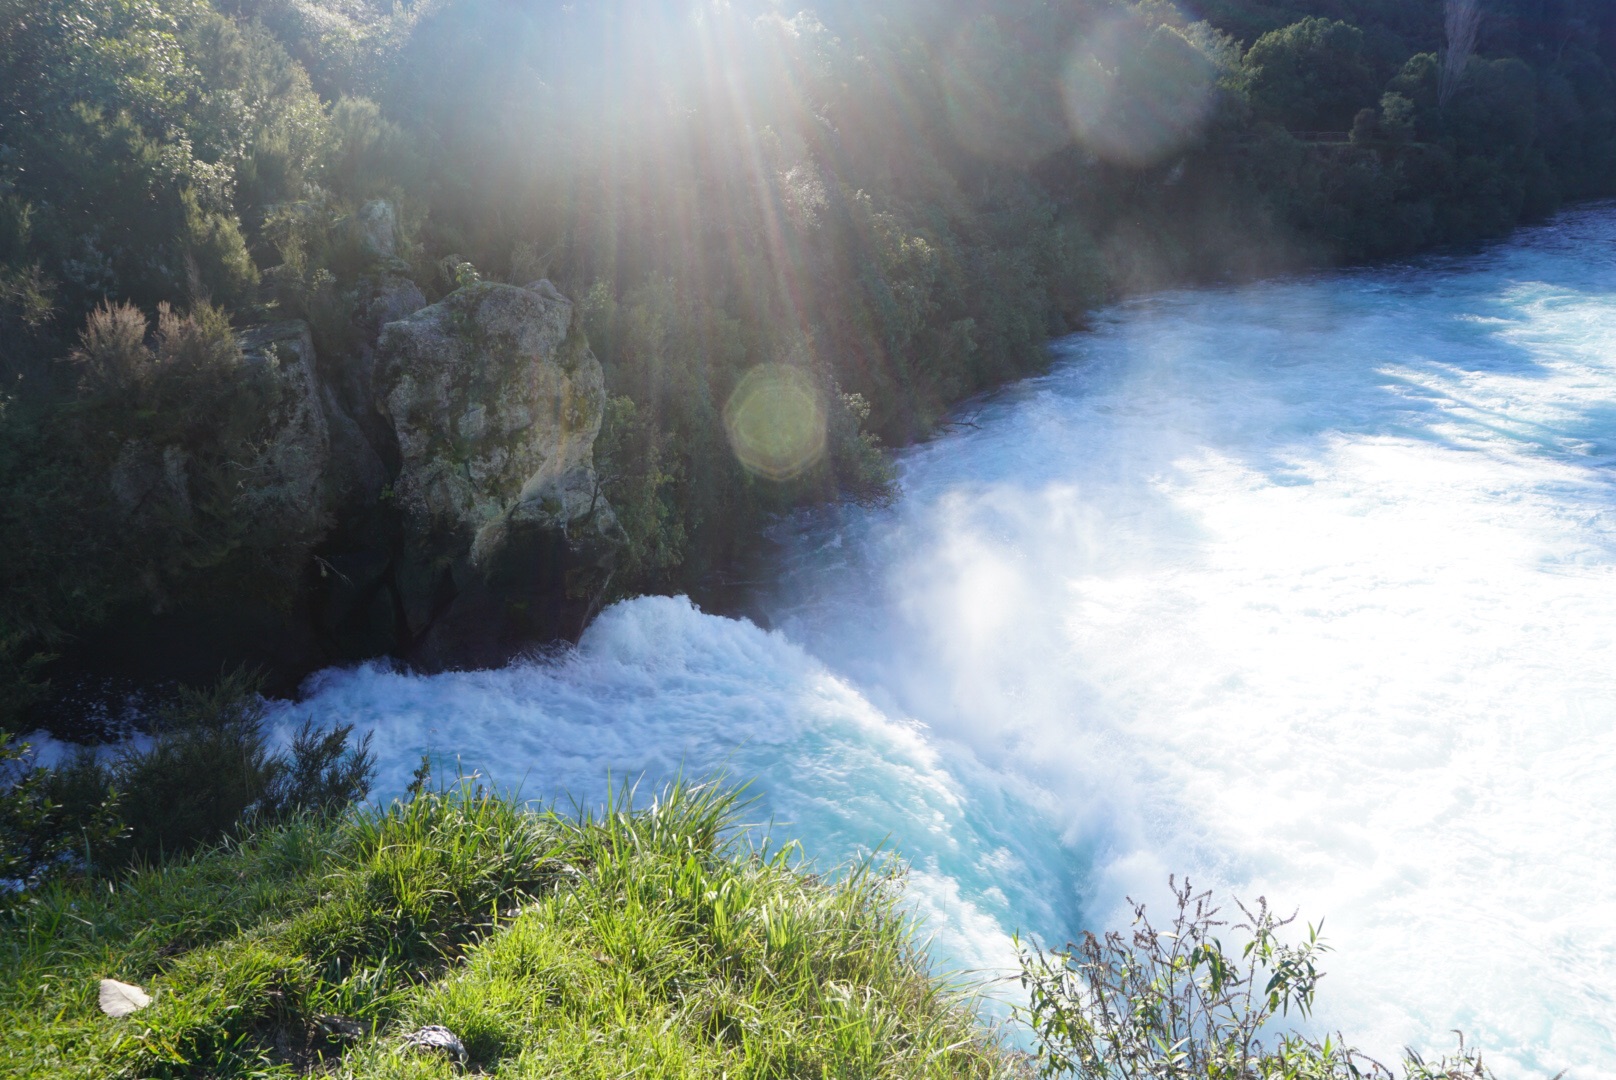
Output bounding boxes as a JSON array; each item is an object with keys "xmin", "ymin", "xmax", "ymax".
[
  {"xmin": 1018, "ymin": 878, "xmax": 1494, "ymax": 1080},
  {"xmin": 261, "ymin": 716, "xmax": 378, "ymax": 823},
  {"xmin": 67, "ymin": 299, "xmax": 324, "ymax": 609},
  {"xmin": 112, "ymin": 672, "xmax": 373, "ymax": 866},
  {"xmin": 111, "ymin": 673, "xmax": 290, "ymax": 864},
  {"xmin": 0, "ymin": 671, "xmax": 373, "ymax": 887},
  {"xmin": 70, "ymin": 300, "xmax": 150, "ymax": 393},
  {"xmin": 0, "ymin": 733, "xmax": 123, "ymax": 901},
  {"xmin": 1240, "ymin": 19, "xmax": 1380, "ymax": 132}
]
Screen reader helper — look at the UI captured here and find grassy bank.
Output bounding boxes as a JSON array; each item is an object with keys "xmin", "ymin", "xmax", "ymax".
[{"xmin": 0, "ymin": 778, "xmax": 1014, "ymax": 1079}]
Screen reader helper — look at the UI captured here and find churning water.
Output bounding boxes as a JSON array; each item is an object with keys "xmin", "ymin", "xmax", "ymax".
[{"xmin": 279, "ymin": 206, "xmax": 1616, "ymax": 1077}]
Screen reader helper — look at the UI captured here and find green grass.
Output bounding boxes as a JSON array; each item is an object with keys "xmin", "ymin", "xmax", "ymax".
[{"xmin": 1, "ymin": 778, "xmax": 1018, "ymax": 1079}]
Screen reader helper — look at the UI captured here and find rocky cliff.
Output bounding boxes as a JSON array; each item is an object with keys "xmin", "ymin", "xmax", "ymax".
[
  {"xmin": 74, "ymin": 253, "xmax": 622, "ymax": 693},
  {"xmin": 354, "ymin": 279, "xmax": 623, "ymax": 666}
]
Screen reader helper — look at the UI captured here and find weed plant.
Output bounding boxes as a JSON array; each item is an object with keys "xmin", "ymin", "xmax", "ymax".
[{"xmin": 1018, "ymin": 879, "xmax": 1498, "ymax": 1080}]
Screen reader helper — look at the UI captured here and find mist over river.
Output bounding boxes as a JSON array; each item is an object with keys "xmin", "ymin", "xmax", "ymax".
[{"xmin": 274, "ymin": 205, "xmax": 1616, "ymax": 1077}]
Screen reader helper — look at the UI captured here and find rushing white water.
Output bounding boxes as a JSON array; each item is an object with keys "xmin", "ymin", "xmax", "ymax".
[{"xmin": 278, "ymin": 206, "xmax": 1616, "ymax": 1078}]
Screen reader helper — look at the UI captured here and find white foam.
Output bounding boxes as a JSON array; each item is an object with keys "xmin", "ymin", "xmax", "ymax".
[{"xmin": 284, "ymin": 206, "xmax": 1616, "ymax": 1076}]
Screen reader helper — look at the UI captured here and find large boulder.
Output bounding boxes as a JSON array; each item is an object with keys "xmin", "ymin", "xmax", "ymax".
[
  {"xmin": 356, "ymin": 199, "xmax": 399, "ymax": 261},
  {"xmin": 377, "ymin": 280, "xmax": 611, "ymax": 540},
  {"xmin": 366, "ymin": 279, "xmax": 623, "ymax": 664}
]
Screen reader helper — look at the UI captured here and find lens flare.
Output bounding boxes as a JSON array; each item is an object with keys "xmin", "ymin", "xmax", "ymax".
[
  {"xmin": 1060, "ymin": 17, "xmax": 1216, "ymax": 167},
  {"xmin": 724, "ymin": 363, "xmax": 827, "ymax": 481}
]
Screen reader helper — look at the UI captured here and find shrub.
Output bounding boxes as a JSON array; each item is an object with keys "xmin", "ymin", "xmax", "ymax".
[
  {"xmin": 112, "ymin": 672, "xmax": 373, "ymax": 866},
  {"xmin": 111, "ymin": 673, "xmax": 290, "ymax": 864},
  {"xmin": 1240, "ymin": 19, "xmax": 1380, "ymax": 132},
  {"xmin": 0, "ymin": 671, "xmax": 374, "ymax": 885},
  {"xmin": 593, "ymin": 394, "xmax": 687, "ymax": 594},
  {"xmin": 261, "ymin": 717, "xmax": 378, "ymax": 823},
  {"xmin": 1018, "ymin": 878, "xmax": 1495, "ymax": 1080},
  {"xmin": 0, "ymin": 733, "xmax": 123, "ymax": 901},
  {"xmin": 70, "ymin": 300, "xmax": 151, "ymax": 393},
  {"xmin": 829, "ymin": 389, "xmax": 899, "ymax": 506}
]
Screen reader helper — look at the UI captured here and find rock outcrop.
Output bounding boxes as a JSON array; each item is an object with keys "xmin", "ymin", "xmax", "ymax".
[
  {"xmin": 377, "ymin": 281, "xmax": 607, "ymax": 538},
  {"xmin": 356, "ymin": 199, "xmax": 400, "ymax": 262},
  {"xmin": 78, "ymin": 271, "xmax": 623, "ymax": 689},
  {"xmin": 110, "ymin": 321, "xmax": 332, "ymax": 538},
  {"xmin": 355, "ymin": 280, "xmax": 622, "ymax": 663}
]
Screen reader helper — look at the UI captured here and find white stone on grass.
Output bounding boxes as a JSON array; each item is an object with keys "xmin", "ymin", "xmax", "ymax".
[{"xmin": 98, "ymin": 978, "xmax": 151, "ymax": 1017}]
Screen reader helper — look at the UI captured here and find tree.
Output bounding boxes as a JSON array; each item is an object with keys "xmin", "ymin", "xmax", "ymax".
[{"xmin": 1240, "ymin": 18, "xmax": 1381, "ymax": 132}]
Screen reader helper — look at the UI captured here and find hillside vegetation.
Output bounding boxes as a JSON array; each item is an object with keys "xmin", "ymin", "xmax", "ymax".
[
  {"xmin": 0, "ymin": 778, "xmax": 1013, "ymax": 1079},
  {"xmin": 1, "ymin": 767, "xmax": 1517, "ymax": 1080},
  {"xmin": 3, "ymin": 0, "xmax": 1615, "ymax": 725}
]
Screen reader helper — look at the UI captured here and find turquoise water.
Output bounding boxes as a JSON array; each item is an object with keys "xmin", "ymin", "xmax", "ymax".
[{"xmin": 280, "ymin": 205, "xmax": 1616, "ymax": 1077}]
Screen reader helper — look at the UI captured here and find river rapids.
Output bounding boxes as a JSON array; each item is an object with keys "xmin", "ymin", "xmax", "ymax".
[{"xmin": 278, "ymin": 205, "xmax": 1616, "ymax": 1077}]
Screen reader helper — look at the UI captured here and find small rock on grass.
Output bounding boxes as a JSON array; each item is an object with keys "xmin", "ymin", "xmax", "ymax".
[
  {"xmin": 403, "ymin": 1025, "xmax": 467, "ymax": 1063},
  {"xmin": 317, "ymin": 1014, "xmax": 364, "ymax": 1039},
  {"xmin": 98, "ymin": 979, "xmax": 151, "ymax": 1017}
]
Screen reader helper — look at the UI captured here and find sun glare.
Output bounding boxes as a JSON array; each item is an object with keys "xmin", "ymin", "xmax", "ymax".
[{"xmin": 723, "ymin": 363, "xmax": 828, "ymax": 481}]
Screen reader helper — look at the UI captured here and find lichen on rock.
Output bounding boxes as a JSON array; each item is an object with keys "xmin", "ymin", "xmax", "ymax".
[
  {"xmin": 369, "ymin": 278, "xmax": 623, "ymax": 662},
  {"xmin": 235, "ymin": 320, "xmax": 332, "ymax": 530},
  {"xmin": 377, "ymin": 279, "xmax": 614, "ymax": 553}
]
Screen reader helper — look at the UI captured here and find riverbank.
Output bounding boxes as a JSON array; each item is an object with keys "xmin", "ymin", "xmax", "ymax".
[{"xmin": 0, "ymin": 778, "xmax": 1014, "ymax": 1079}]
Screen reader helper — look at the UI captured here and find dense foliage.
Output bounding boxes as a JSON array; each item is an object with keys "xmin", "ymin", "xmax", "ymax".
[
  {"xmin": 2, "ymin": 0, "xmax": 1614, "ymax": 728},
  {"xmin": 0, "ymin": 778, "xmax": 1009, "ymax": 1078}
]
